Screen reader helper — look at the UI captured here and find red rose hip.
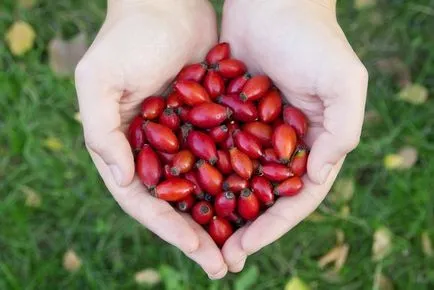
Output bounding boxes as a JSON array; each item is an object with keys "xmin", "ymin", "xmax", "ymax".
[
  {"xmin": 258, "ymin": 90, "xmax": 282, "ymax": 123},
  {"xmin": 209, "ymin": 125, "xmax": 229, "ymax": 143},
  {"xmin": 184, "ymin": 171, "xmax": 204, "ymax": 199},
  {"xmin": 233, "ymin": 130, "xmax": 263, "ymax": 159},
  {"xmin": 215, "ymin": 59, "xmax": 246, "ymax": 79},
  {"xmin": 222, "ymin": 174, "xmax": 249, "ymax": 194},
  {"xmin": 242, "ymin": 121, "xmax": 273, "ymax": 147},
  {"xmin": 274, "ymin": 176, "xmax": 303, "ymax": 197},
  {"xmin": 166, "ymin": 91, "xmax": 183, "ymax": 109},
  {"xmin": 251, "ymin": 176, "xmax": 274, "ymax": 206},
  {"xmin": 152, "ymin": 178, "xmax": 194, "ymax": 201},
  {"xmin": 141, "ymin": 96, "xmax": 166, "ymax": 120},
  {"xmin": 170, "ymin": 150, "xmax": 195, "ymax": 176},
  {"xmin": 136, "ymin": 145, "xmax": 161, "ymax": 189},
  {"xmin": 159, "ymin": 108, "xmax": 180, "ymax": 130},
  {"xmin": 204, "ymin": 70, "xmax": 225, "ymax": 99},
  {"xmin": 143, "ymin": 121, "xmax": 179, "ymax": 153},
  {"xmin": 229, "ymin": 147, "xmax": 253, "ymax": 180},
  {"xmin": 208, "ymin": 216, "xmax": 233, "ymax": 247},
  {"xmin": 128, "ymin": 115, "xmax": 146, "ymax": 152},
  {"xmin": 283, "ymin": 106, "xmax": 308, "ymax": 137},
  {"xmin": 240, "ymin": 75, "xmax": 271, "ymax": 102},
  {"xmin": 176, "ymin": 194, "xmax": 195, "ymax": 212},
  {"xmin": 259, "ymin": 163, "xmax": 293, "ymax": 182},
  {"xmin": 227, "ymin": 73, "xmax": 251, "ymax": 94},
  {"xmin": 218, "ymin": 94, "xmax": 258, "ymax": 122},
  {"xmin": 196, "ymin": 160, "xmax": 223, "ymax": 196},
  {"xmin": 289, "ymin": 146, "xmax": 308, "ymax": 176},
  {"xmin": 192, "ymin": 201, "xmax": 214, "ymax": 225},
  {"xmin": 174, "ymin": 80, "xmax": 211, "ymax": 106},
  {"xmin": 214, "ymin": 191, "xmax": 236, "ymax": 218},
  {"xmin": 176, "ymin": 62, "xmax": 207, "ymax": 82},
  {"xmin": 272, "ymin": 124, "xmax": 297, "ymax": 163},
  {"xmin": 187, "ymin": 103, "xmax": 231, "ymax": 128},
  {"xmin": 206, "ymin": 43, "xmax": 230, "ymax": 65},
  {"xmin": 238, "ymin": 189, "xmax": 260, "ymax": 220},
  {"xmin": 186, "ymin": 131, "xmax": 218, "ymax": 164},
  {"xmin": 216, "ymin": 150, "xmax": 233, "ymax": 175}
]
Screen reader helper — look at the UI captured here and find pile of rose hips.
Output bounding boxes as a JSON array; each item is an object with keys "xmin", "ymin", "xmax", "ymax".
[{"xmin": 127, "ymin": 43, "xmax": 309, "ymax": 247}]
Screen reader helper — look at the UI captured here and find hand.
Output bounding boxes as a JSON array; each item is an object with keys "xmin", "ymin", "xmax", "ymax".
[
  {"xmin": 75, "ymin": 0, "xmax": 228, "ymax": 279},
  {"xmin": 220, "ymin": 0, "xmax": 368, "ymax": 272}
]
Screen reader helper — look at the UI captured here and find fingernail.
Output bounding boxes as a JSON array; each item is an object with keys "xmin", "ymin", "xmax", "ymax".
[
  {"xmin": 319, "ymin": 164, "xmax": 333, "ymax": 184},
  {"xmin": 109, "ymin": 165, "xmax": 123, "ymax": 186},
  {"xmin": 230, "ymin": 257, "xmax": 246, "ymax": 273},
  {"xmin": 208, "ymin": 265, "xmax": 228, "ymax": 280}
]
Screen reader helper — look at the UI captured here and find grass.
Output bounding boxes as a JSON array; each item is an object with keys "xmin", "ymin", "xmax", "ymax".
[{"xmin": 1, "ymin": 0, "xmax": 434, "ymax": 289}]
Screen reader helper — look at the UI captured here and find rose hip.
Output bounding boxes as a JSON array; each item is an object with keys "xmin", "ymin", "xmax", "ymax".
[
  {"xmin": 206, "ymin": 42, "xmax": 230, "ymax": 65},
  {"xmin": 218, "ymin": 94, "xmax": 258, "ymax": 122},
  {"xmin": 157, "ymin": 151, "xmax": 176, "ymax": 164},
  {"xmin": 227, "ymin": 73, "xmax": 251, "ymax": 94},
  {"xmin": 252, "ymin": 159, "xmax": 260, "ymax": 173},
  {"xmin": 176, "ymin": 62, "xmax": 207, "ymax": 82},
  {"xmin": 192, "ymin": 201, "xmax": 214, "ymax": 225},
  {"xmin": 215, "ymin": 191, "xmax": 236, "ymax": 218},
  {"xmin": 261, "ymin": 148, "xmax": 280, "ymax": 164},
  {"xmin": 196, "ymin": 160, "xmax": 223, "ymax": 196},
  {"xmin": 229, "ymin": 147, "xmax": 253, "ymax": 180},
  {"xmin": 186, "ymin": 131, "xmax": 218, "ymax": 164},
  {"xmin": 174, "ymin": 80, "xmax": 211, "ymax": 106},
  {"xmin": 170, "ymin": 150, "xmax": 195, "ymax": 176},
  {"xmin": 242, "ymin": 122, "xmax": 273, "ymax": 147},
  {"xmin": 208, "ymin": 216, "xmax": 233, "ymax": 247},
  {"xmin": 204, "ymin": 70, "xmax": 225, "ymax": 99},
  {"xmin": 163, "ymin": 164, "xmax": 177, "ymax": 179},
  {"xmin": 216, "ymin": 150, "xmax": 233, "ymax": 175},
  {"xmin": 251, "ymin": 176, "xmax": 274, "ymax": 206},
  {"xmin": 220, "ymin": 134, "xmax": 235, "ymax": 151},
  {"xmin": 238, "ymin": 189, "xmax": 260, "ymax": 220},
  {"xmin": 289, "ymin": 146, "xmax": 308, "ymax": 177},
  {"xmin": 176, "ymin": 194, "xmax": 195, "ymax": 212},
  {"xmin": 128, "ymin": 115, "xmax": 146, "ymax": 152},
  {"xmin": 215, "ymin": 59, "xmax": 247, "ymax": 79},
  {"xmin": 176, "ymin": 106, "xmax": 191, "ymax": 123},
  {"xmin": 141, "ymin": 96, "xmax": 166, "ymax": 120},
  {"xmin": 259, "ymin": 163, "xmax": 293, "ymax": 182},
  {"xmin": 143, "ymin": 121, "xmax": 179, "ymax": 153},
  {"xmin": 184, "ymin": 171, "xmax": 204, "ymax": 199},
  {"xmin": 240, "ymin": 75, "xmax": 271, "ymax": 102},
  {"xmin": 272, "ymin": 124, "xmax": 297, "ymax": 163},
  {"xmin": 166, "ymin": 91, "xmax": 183, "ymax": 109},
  {"xmin": 187, "ymin": 103, "xmax": 231, "ymax": 128},
  {"xmin": 258, "ymin": 90, "xmax": 282, "ymax": 123},
  {"xmin": 159, "ymin": 108, "xmax": 180, "ymax": 130},
  {"xmin": 274, "ymin": 176, "xmax": 303, "ymax": 197},
  {"xmin": 137, "ymin": 145, "xmax": 161, "ymax": 189},
  {"xmin": 233, "ymin": 130, "xmax": 263, "ymax": 159},
  {"xmin": 209, "ymin": 125, "xmax": 229, "ymax": 143},
  {"xmin": 152, "ymin": 178, "xmax": 194, "ymax": 201},
  {"xmin": 222, "ymin": 174, "xmax": 249, "ymax": 194},
  {"xmin": 283, "ymin": 106, "xmax": 308, "ymax": 138}
]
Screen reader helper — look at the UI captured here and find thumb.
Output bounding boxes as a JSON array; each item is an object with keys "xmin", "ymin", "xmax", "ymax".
[
  {"xmin": 75, "ymin": 62, "xmax": 135, "ymax": 187},
  {"xmin": 308, "ymin": 63, "xmax": 368, "ymax": 184}
]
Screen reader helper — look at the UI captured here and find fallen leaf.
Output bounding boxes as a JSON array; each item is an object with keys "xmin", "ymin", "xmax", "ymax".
[
  {"xmin": 74, "ymin": 112, "xmax": 81, "ymax": 123},
  {"xmin": 285, "ymin": 276, "xmax": 311, "ymax": 290},
  {"xmin": 397, "ymin": 146, "xmax": 418, "ymax": 169},
  {"xmin": 5, "ymin": 21, "xmax": 36, "ymax": 56},
  {"xmin": 372, "ymin": 227, "xmax": 393, "ymax": 262},
  {"xmin": 318, "ymin": 244, "xmax": 350, "ymax": 272},
  {"xmin": 376, "ymin": 58, "xmax": 411, "ymax": 88},
  {"xmin": 373, "ymin": 272, "xmax": 394, "ymax": 290},
  {"xmin": 421, "ymin": 232, "xmax": 433, "ymax": 257},
  {"xmin": 43, "ymin": 136, "xmax": 63, "ymax": 151},
  {"xmin": 63, "ymin": 249, "xmax": 82, "ymax": 272},
  {"xmin": 234, "ymin": 265, "xmax": 258, "ymax": 290},
  {"xmin": 19, "ymin": 0, "xmax": 36, "ymax": 8},
  {"xmin": 354, "ymin": 0, "xmax": 376, "ymax": 10},
  {"xmin": 398, "ymin": 83, "xmax": 429, "ymax": 105},
  {"xmin": 384, "ymin": 154, "xmax": 403, "ymax": 170},
  {"xmin": 134, "ymin": 268, "xmax": 161, "ymax": 286},
  {"xmin": 49, "ymin": 33, "xmax": 88, "ymax": 77},
  {"xmin": 20, "ymin": 185, "xmax": 41, "ymax": 207},
  {"xmin": 329, "ymin": 178, "xmax": 355, "ymax": 204}
]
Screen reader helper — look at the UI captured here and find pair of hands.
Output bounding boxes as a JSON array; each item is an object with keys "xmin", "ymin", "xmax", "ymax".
[{"xmin": 75, "ymin": 0, "xmax": 368, "ymax": 279}]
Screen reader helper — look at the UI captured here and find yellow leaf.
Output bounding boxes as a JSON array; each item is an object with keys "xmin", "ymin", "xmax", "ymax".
[
  {"xmin": 372, "ymin": 227, "xmax": 393, "ymax": 262},
  {"xmin": 285, "ymin": 277, "xmax": 310, "ymax": 290},
  {"xmin": 373, "ymin": 272, "xmax": 394, "ymax": 290},
  {"xmin": 354, "ymin": 0, "xmax": 376, "ymax": 10},
  {"xmin": 421, "ymin": 232, "xmax": 433, "ymax": 257},
  {"xmin": 329, "ymin": 178, "xmax": 355, "ymax": 204},
  {"xmin": 318, "ymin": 244, "xmax": 349, "ymax": 272},
  {"xmin": 19, "ymin": 0, "xmax": 37, "ymax": 8},
  {"xmin": 43, "ymin": 137, "xmax": 63, "ymax": 151},
  {"xmin": 63, "ymin": 250, "xmax": 82, "ymax": 272},
  {"xmin": 398, "ymin": 84, "xmax": 429, "ymax": 105},
  {"xmin": 5, "ymin": 21, "xmax": 36, "ymax": 56},
  {"xmin": 384, "ymin": 154, "xmax": 403, "ymax": 170},
  {"xmin": 134, "ymin": 268, "xmax": 161, "ymax": 286},
  {"xmin": 20, "ymin": 185, "xmax": 41, "ymax": 208}
]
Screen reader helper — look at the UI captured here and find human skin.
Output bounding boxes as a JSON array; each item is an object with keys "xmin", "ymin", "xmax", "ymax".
[
  {"xmin": 220, "ymin": 0, "xmax": 368, "ymax": 273},
  {"xmin": 75, "ymin": 0, "xmax": 368, "ymax": 279}
]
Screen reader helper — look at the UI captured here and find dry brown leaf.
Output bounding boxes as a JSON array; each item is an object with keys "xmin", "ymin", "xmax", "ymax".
[
  {"xmin": 329, "ymin": 178, "xmax": 355, "ymax": 204},
  {"xmin": 19, "ymin": 0, "xmax": 36, "ymax": 8},
  {"xmin": 43, "ymin": 136, "xmax": 63, "ymax": 151},
  {"xmin": 364, "ymin": 110, "xmax": 382, "ymax": 124},
  {"xmin": 20, "ymin": 185, "xmax": 41, "ymax": 207},
  {"xmin": 49, "ymin": 33, "xmax": 88, "ymax": 77},
  {"xmin": 374, "ymin": 272, "xmax": 394, "ymax": 290},
  {"xmin": 63, "ymin": 249, "xmax": 82, "ymax": 272},
  {"xmin": 421, "ymin": 232, "xmax": 433, "ymax": 257},
  {"xmin": 376, "ymin": 58, "xmax": 411, "ymax": 88},
  {"xmin": 398, "ymin": 83, "xmax": 429, "ymax": 105},
  {"xmin": 372, "ymin": 227, "xmax": 393, "ymax": 262},
  {"xmin": 318, "ymin": 244, "xmax": 349, "ymax": 272},
  {"xmin": 5, "ymin": 21, "xmax": 36, "ymax": 56},
  {"xmin": 284, "ymin": 277, "xmax": 311, "ymax": 290},
  {"xmin": 134, "ymin": 268, "xmax": 161, "ymax": 285},
  {"xmin": 354, "ymin": 0, "xmax": 377, "ymax": 10}
]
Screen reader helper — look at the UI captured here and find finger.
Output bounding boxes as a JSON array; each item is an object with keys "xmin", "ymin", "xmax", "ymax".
[
  {"xmin": 75, "ymin": 62, "xmax": 135, "ymax": 187},
  {"xmin": 183, "ymin": 215, "xmax": 228, "ymax": 280},
  {"xmin": 90, "ymin": 149, "xmax": 200, "ymax": 254},
  {"xmin": 308, "ymin": 62, "xmax": 368, "ymax": 184},
  {"xmin": 222, "ymin": 227, "xmax": 248, "ymax": 273},
  {"xmin": 240, "ymin": 158, "xmax": 345, "ymax": 255}
]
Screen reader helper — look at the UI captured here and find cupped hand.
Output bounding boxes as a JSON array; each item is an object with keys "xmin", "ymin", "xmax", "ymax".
[
  {"xmin": 75, "ymin": 0, "xmax": 228, "ymax": 279},
  {"xmin": 220, "ymin": 0, "xmax": 368, "ymax": 272}
]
